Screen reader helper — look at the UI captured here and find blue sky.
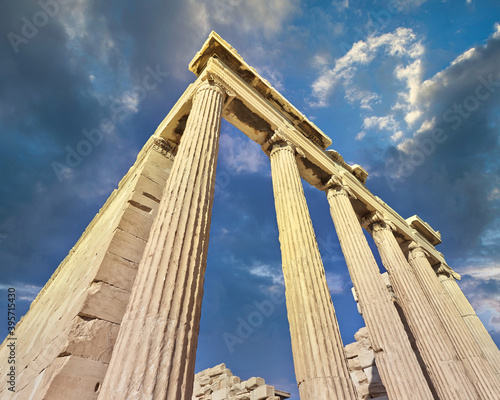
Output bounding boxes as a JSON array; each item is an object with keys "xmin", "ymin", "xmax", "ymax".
[{"xmin": 1, "ymin": 0, "xmax": 500, "ymax": 398}]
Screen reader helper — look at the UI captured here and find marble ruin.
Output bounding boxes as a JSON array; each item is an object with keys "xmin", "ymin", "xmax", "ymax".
[
  {"xmin": 192, "ymin": 364, "xmax": 290, "ymax": 400},
  {"xmin": 1, "ymin": 32, "xmax": 499, "ymax": 400}
]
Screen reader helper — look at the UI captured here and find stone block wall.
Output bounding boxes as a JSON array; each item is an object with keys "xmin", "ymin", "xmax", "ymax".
[
  {"xmin": 0, "ymin": 137, "xmax": 176, "ymax": 399},
  {"xmin": 192, "ymin": 364, "xmax": 290, "ymax": 400}
]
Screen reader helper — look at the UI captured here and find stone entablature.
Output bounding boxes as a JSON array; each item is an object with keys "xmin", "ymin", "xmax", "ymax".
[{"xmin": 192, "ymin": 364, "xmax": 290, "ymax": 400}]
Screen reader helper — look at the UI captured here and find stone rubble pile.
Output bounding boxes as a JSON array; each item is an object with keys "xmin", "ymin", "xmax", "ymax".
[
  {"xmin": 345, "ymin": 328, "xmax": 388, "ymax": 400},
  {"xmin": 192, "ymin": 364, "xmax": 290, "ymax": 400}
]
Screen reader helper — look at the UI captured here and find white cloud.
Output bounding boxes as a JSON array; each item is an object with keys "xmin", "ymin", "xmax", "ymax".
[
  {"xmin": 395, "ymin": 0, "xmax": 429, "ymax": 10},
  {"xmin": 255, "ymin": 64, "xmax": 285, "ymax": 92},
  {"xmin": 325, "ymin": 271, "xmax": 347, "ymax": 294},
  {"xmin": 204, "ymin": 0, "xmax": 299, "ymax": 38},
  {"xmin": 313, "ymin": 22, "xmax": 500, "ymax": 148},
  {"xmin": 310, "ymin": 27, "xmax": 425, "ymax": 140},
  {"xmin": 332, "ymin": 0, "xmax": 349, "ymax": 12},
  {"xmin": 460, "ymin": 265, "xmax": 500, "ymax": 281},
  {"xmin": 219, "ymin": 130, "xmax": 268, "ymax": 174},
  {"xmin": 248, "ymin": 262, "xmax": 284, "ymax": 286},
  {"xmin": 494, "ymin": 22, "xmax": 500, "ymax": 39},
  {"xmin": 358, "ymin": 115, "xmax": 403, "ymax": 142},
  {"xmin": 458, "ymin": 265, "xmax": 500, "ymax": 334},
  {"xmin": 0, "ymin": 283, "xmax": 43, "ymax": 302},
  {"xmin": 363, "ymin": 115, "xmax": 398, "ymax": 130},
  {"xmin": 396, "ymin": 21, "xmax": 500, "ymax": 153}
]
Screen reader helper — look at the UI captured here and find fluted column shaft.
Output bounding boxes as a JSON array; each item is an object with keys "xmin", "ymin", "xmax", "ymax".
[
  {"xmin": 269, "ymin": 140, "xmax": 357, "ymax": 400},
  {"xmin": 325, "ymin": 183, "xmax": 433, "ymax": 400},
  {"xmin": 98, "ymin": 81, "xmax": 225, "ymax": 400},
  {"xmin": 438, "ymin": 271, "xmax": 500, "ymax": 376},
  {"xmin": 368, "ymin": 219, "xmax": 478, "ymax": 400},
  {"xmin": 428, "ymin": 264, "xmax": 500, "ymax": 391}
]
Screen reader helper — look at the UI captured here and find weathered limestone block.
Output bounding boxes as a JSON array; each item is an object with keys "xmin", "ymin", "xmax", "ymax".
[
  {"xmin": 245, "ymin": 377, "xmax": 265, "ymax": 391},
  {"xmin": 358, "ymin": 349, "xmax": 375, "ymax": 369},
  {"xmin": 345, "ymin": 341, "xmax": 362, "ymax": 359},
  {"xmin": 106, "ymin": 227, "xmax": 147, "ymax": 264},
  {"xmin": 132, "ymin": 174, "xmax": 165, "ymax": 202},
  {"xmin": 363, "ymin": 366, "xmax": 381, "ymax": 384},
  {"xmin": 355, "ymin": 384, "xmax": 370, "ymax": 400},
  {"xmin": 250, "ymin": 385, "xmax": 274, "ymax": 400},
  {"xmin": 212, "ymin": 388, "xmax": 231, "ymax": 400},
  {"xmin": 30, "ymin": 356, "xmax": 108, "ymax": 400},
  {"xmin": 347, "ymin": 357, "xmax": 362, "ymax": 372},
  {"xmin": 117, "ymin": 205, "xmax": 155, "ymax": 240},
  {"xmin": 344, "ymin": 328, "xmax": 388, "ymax": 400},
  {"xmin": 79, "ymin": 282, "xmax": 130, "ymax": 324},
  {"xmin": 63, "ymin": 317, "xmax": 119, "ymax": 363},
  {"xmin": 191, "ymin": 365, "xmax": 290, "ymax": 400},
  {"xmin": 93, "ymin": 252, "xmax": 137, "ymax": 291},
  {"xmin": 230, "ymin": 395, "xmax": 250, "ymax": 400},
  {"xmin": 350, "ymin": 371, "xmax": 368, "ymax": 387}
]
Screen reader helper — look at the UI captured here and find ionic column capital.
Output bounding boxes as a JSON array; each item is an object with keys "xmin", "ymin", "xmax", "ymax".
[
  {"xmin": 361, "ymin": 211, "xmax": 395, "ymax": 232},
  {"xmin": 406, "ymin": 241, "xmax": 430, "ymax": 259},
  {"xmin": 323, "ymin": 174, "xmax": 356, "ymax": 199},
  {"xmin": 263, "ymin": 129, "xmax": 305, "ymax": 158},
  {"xmin": 194, "ymin": 79, "xmax": 227, "ymax": 101}
]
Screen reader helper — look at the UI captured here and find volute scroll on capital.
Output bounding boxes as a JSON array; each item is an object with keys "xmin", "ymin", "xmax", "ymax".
[
  {"xmin": 361, "ymin": 211, "xmax": 396, "ymax": 232},
  {"xmin": 435, "ymin": 262, "xmax": 461, "ymax": 280},
  {"xmin": 406, "ymin": 241, "xmax": 430, "ymax": 258},
  {"xmin": 262, "ymin": 129, "xmax": 305, "ymax": 158},
  {"xmin": 193, "ymin": 71, "xmax": 232, "ymax": 103},
  {"xmin": 322, "ymin": 174, "xmax": 357, "ymax": 199}
]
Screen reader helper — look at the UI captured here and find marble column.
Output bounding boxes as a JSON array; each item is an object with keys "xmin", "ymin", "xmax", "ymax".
[
  {"xmin": 267, "ymin": 135, "xmax": 357, "ymax": 400},
  {"xmin": 438, "ymin": 268, "xmax": 500, "ymax": 376},
  {"xmin": 425, "ymin": 260, "xmax": 500, "ymax": 396},
  {"xmin": 98, "ymin": 80, "xmax": 225, "ymax": 400},
  {"xmin": 324, "ymin": 177, "xmax": 434, "ymax": 400},
  {"xmin": 365, "ymin": 213, "xmax": 478, "ymax": 400}
]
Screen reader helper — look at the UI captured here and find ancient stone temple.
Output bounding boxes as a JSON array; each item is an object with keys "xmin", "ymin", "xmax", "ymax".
[{"xmin": 1, "ymin": 32, "xmax": 499, "ymax": 400}]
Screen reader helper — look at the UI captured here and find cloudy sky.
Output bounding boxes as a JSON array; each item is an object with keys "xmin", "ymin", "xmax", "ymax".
[{"xmin": 1, "ymin": 0, "xmax": 500, "ymax": 397}]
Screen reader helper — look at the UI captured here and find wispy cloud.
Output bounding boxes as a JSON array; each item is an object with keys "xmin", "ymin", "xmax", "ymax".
[
  {"xmin": 219, "ymin": 130, "xmax": 268, "ymax": 174},
  {"xmin": 325, "ymin": 271, "xmax": 347, "ymax": 294},
  {"xmin": 0, "ymin": 283, "xmax": 43, "ymax": 302},
  {"xmin": 248, "ymin": 262, "xmax": 285, "ymax": 286},
  {"xmin": 332, "ymin": 0, "xmax": 349, "ymax": 12},
  {"xmin": 201, "ymin": 0, "xmax": 299, "ymax": 38},
  {"xmin": 458, "ymin": 264, "xmax": 500, "ymax": 335},
  {"xmin": 310, "ymin": 28, "xmax": 424, "ymax": 126}
]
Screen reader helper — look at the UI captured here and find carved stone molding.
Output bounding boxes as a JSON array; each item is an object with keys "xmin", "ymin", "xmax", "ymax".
[
  {"xmin": 152, "ymin": 138, "xmax": 176, "ymax": 159},
  {"xmin": 435, "ymin": 262, "xmax": 461, "ymax": 280},
  {"xmin": 362, "ymin": 211, "xmax": 396, "ymax": 232},
  {"xmin": 323, "ymin": 174, "xmax": 357, "ymax": 199},
  {"xmin": 194, "ymin": 79, "xmax": 227, "ymax": 102},
  {"xmin": 262, "ymin": 129, "xmax": 305, "ymax": 158}
]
